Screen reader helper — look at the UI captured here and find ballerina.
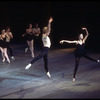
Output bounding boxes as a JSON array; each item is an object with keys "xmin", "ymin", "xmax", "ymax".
[{"xmin": 60, "ymin": 27, "xmax": 100, "ymax": 81}]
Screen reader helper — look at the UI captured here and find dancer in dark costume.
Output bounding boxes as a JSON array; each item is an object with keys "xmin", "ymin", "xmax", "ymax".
[
  {"xmin": 25, "ymin": 17, "xmax": 53, "ymax": 78},
  {"xmin": 22, "ymin": 24, "xmax": 34, "ymax": 57},
  {"xmin": 5, "ymin": 26, "xmax": 15, "ymax": 60},
  {"xmin": 60, "ymin": 27, "xmax": 100, "ymax": 81},
  {"xmin": 33, "ymin": 23, "xmax": 42, "ymax": 51},
  {"xmin": 0, "ymin": 29, "xmax": 10, "ymax": 63}
]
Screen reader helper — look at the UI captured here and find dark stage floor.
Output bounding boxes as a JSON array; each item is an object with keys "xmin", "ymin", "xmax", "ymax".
[{"xmin": 0, "ymin": 43, "xmax": 100, "ymax": 99}]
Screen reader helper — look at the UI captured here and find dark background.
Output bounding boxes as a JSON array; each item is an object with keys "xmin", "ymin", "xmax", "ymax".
[{"xmin": 0, "ymin": 0, "xmax": 100, "ymax": 51}]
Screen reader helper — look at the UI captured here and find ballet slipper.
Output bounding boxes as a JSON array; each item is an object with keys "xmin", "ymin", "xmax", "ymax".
[
  {"xmin": 7, "ymin": 60, "xmax": 10, "ymax": 63},
  {"xmin": 2, "ymin": 59, "xmax": 5, "ymax": 62},
  {"xmin": 73, "ymin": 78, "xmax": 76, "ymax": 82}
]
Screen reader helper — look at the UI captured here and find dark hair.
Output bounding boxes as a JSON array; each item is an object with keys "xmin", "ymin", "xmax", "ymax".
[
  {"xmin": 77, "ymin": 28, "xmax": 86, "ymax": 38},
  {"xmin": 5, "ymin": 26, "xmax": 10, "ymax": 32}
]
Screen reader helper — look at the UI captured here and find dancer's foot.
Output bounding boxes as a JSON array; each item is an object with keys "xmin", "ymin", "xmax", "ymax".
[
  {"xmin": 11, "ymin": 56, "xmax": 15, "ymax": 60},
  {"xmin": 25, "ymin": 63, "xmax": 32, "ymax": 70},
  {"xmin": 73, "ymin": 78, "xmax": 75, "ymax": 82},
  {"xmin": 32, "ymin": 54, "xmax": 34, "ymax": 58},
  {"xmin": 25, "ymin": 48, "xmax": 28, "ymax": 53},
  {"xmin": 97, "ymin": 60, "xmax": 100, "ymax": 63},
  {"xmin": 7, "ymin": 60, "xmax": 10, "ymax": 63},
  {"xmin": 47, "ymin": 72, "xmax": 51, "ymax": 78},
  {"xmin": 2, "ymin": 59, "xmax": 5, "ymax": 62}
]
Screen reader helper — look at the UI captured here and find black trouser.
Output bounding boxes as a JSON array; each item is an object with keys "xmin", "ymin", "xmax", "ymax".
[
  {"xmin": 34, "ymin": 35, "xmax": 42, "ymax": 51},
  {"xmin": 73, "ymin": 53, "xmax": 97, "ymax": 78},
  {"xmin": 30, "ymin": 47, "xmax": 49, "ymax": 72},
  {"xmin": 7, "ymin": 42, "xmax": 13, "ymax": 57}
]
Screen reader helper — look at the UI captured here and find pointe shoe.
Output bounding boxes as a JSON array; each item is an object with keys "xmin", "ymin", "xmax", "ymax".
[
  {"xmin": 25, "ymin": 63, "xmax": 32, "ymax": 70},
  {"xmin": 25, "ymin": 48, "xmax": 28, "ymax": 53},
  {"xmin": 97, "ymin": 60, "xmax": 100, "ymax": 63},
  {"xmin": 11, "ymin": 56, "xmax": 15, "ymax": 60},
  {"xmin": 2, "ymin": 59, "xmax": 5, "ymax": 62},
  {"xmin": 7, "ymin": 60, "xmax": 10, "ymax": 63},
  {"xmin": 73, "ymin": 78, "xmax": 76, "ymax": 82},
  {"xmin": 47, "ymin": 72, "xmax": 51, "ymax": 78},
  {"xmin": 32, "ymin": 54, "xmax": 34, "ymax": 58}
]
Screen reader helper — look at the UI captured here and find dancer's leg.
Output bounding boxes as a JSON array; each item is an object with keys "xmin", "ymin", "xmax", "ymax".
[
  {"xmin": 0, "ymin": 47, "xmax": 5, "ymax": 62},
  {"xmin": 27, "ymin": 40, "xmax": 34, "ymax": 57},
  {"xmin": 25, "ymin": 41, "xmax": 29, "ymax": 53},
  {"xmin": 43, "ymin": 54, "xmax": 48, "ymax": 72},
  {"xmin": 83, "ymin": 54, "xmax": 99, "ymax": 62},
  {"xmin": 25, "ymin": 47, "xmax": 49, "ymax": 70},
  {"xmin": 7, "ymin": 44, "xmax": 15, "ymax": 60},
  {"xmin": 73, "ymin": 57, "xmax": 80, "ymax": 81},
  {"xmin": 3, "ymin": 48, "xmax": 10, "ymax": 63},
  {"xmin": 43, "ymin": 54, "xmax": 51, "ymax": 78}
]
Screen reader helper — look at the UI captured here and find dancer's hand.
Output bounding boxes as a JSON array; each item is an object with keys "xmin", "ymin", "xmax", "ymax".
[
  {"xmin": 49, "ymin": 17, "xmax": 53, "ymax": 23},
  {"xmin": 22, "ymin": 33, "xmax": 25, "ymax": 37},
  {"xmin": 60, "ymin": 40, "xmax": 64, "ymax": 44},
  {"xmin": 22, "ymin": 34, "xmax": 24, "ymax": 37},
  {"xmin": 82, "ymin": 27, "xmax": 87, "ymax": 30}
]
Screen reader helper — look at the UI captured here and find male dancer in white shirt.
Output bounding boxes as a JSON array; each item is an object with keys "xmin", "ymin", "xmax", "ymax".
[{"xmin": 25, "ymin": 17, "xmax": 53, "ymax": 78}]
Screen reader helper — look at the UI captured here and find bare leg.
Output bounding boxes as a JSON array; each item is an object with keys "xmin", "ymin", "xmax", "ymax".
[
  {"xmin": 30, "ymin": 40, "xmax": 34, "ymax": 57},
  {"xmin": 0, "ymin": 47, "xmax": 5, "ymax": 62},
  {"xmin": 3, "ymin": 48, "xmax": 10, "ymax": 63},
  {"xmin": 27, "ymin": 40, "xmax": 34, "ymax": 57}
]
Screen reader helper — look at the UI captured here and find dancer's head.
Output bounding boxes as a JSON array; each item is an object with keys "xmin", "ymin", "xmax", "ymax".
[
  {"xmin": 35, "ymin": 23, "xmax": 38, "ymax": 28},
  {"xmin": 78, "ymin": 27, "xmax": 86, "ymax": 40},
  {"xmin": 78, "ymin": 34, "xmax": 84, "ymax": 40},
  {"xmin": 43, "ymin": 27, "xmax": 47, "ymax": 33},
  {"xmin": 5, "ymin": 26, "xmax": 10, "ymax": 32},
  {"xmin": 28, "ymin": 24, "xmax": 32, "ymax": 28},
  {"xmin": 1, "ymin": 29, "xmax": 5, "ymax": 34}
]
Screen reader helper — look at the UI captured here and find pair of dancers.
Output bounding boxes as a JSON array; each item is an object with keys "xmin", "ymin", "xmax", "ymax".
[
  {"xmin": 0, "ymin": 27, "xmax": 15, "ymax": 63},
  {"xmin": 22, "ymin": 23, "xmax": 41, "ymax": 58},
  {"xmin": 25, "ymin": 17, "xmax": 100, "ymax": 81}
]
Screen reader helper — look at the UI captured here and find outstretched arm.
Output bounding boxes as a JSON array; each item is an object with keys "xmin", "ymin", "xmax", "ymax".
[
  {"xmin": 46, "ymin": 17, "xmax": 53, "ymax": 36},
  {"xmin": 82, "ymin": 27, "xmax": 89, "ymax": 42},
  {"xmin": 60, "ymin": 40, "xmax": 78, "ymax": 44}
]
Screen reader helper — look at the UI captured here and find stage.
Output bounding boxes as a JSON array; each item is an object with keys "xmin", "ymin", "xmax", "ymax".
[{"xmin": 0, "ymin": 43, "xmax": 100, "ymax": 99}]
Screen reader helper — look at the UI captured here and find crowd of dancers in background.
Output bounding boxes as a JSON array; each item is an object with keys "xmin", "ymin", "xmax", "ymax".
[
  {"xmin": 22, "ymin": 23, "xmax": 41, "ymax": 58},
  {"xmin": 0, "ymin": 17, "xmax": 100, "ymax": 81}
]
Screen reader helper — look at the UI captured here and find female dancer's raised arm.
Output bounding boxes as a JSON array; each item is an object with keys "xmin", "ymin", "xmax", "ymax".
[{"xmin": 82, "ymin": 27, "xmax": 89, "ymax": 43}]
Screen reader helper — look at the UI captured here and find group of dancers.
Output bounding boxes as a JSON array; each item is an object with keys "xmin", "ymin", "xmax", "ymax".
[
  {"xmin": 24, "ymin": 17, "xmax": 100, "ymax": 81},
  {"xmin": 0, "ymin": 26, "xmax": 15, "ymax": 63},
  {"xmin": 22, "ymin": 23, "xmax": 41, "ymax": 58},
  {"xmin": 0, "ymin": 17, "xmax": 100, "ymax": 82}
]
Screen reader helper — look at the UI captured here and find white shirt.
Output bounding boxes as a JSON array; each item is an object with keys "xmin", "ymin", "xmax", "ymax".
[
  {"xmin": 33, "ymin": 28, "xmax": 40, "ymax": 36},
  {"xmin": 42, "ymin": 34, "xmax": 51, "ymax": 48},
  {"xmin": 5, "ymin": 32, "xmax": 13, "ymax": 42}
]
